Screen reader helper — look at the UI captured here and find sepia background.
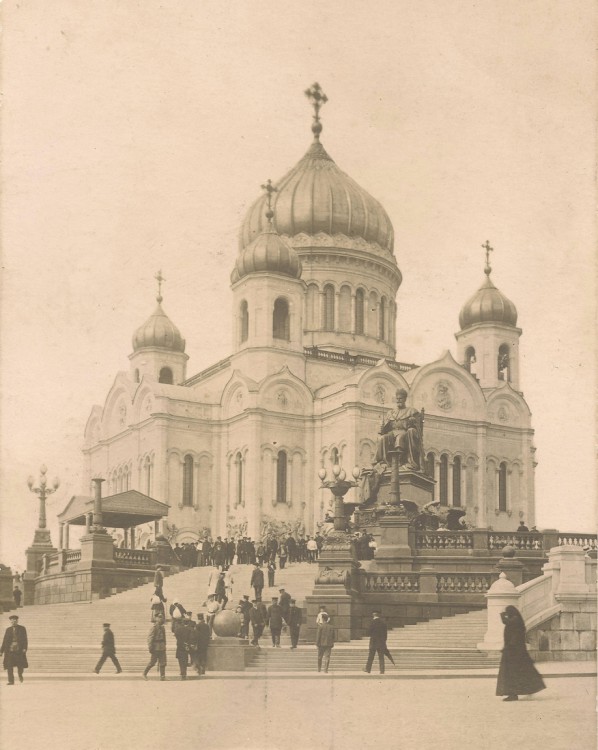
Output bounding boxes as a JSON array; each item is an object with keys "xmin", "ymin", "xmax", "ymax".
[{"xmin": 1, "ymin": 0, "xmax": 595, "ymax": 568}]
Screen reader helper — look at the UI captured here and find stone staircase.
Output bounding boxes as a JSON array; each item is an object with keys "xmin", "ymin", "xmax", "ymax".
[
  {"xmin": 0, "ymin": 562, "xmax": 318, "ymax": 673},
  {"xmin": 246, "ymin": 610, "xmax": 500, "ymax": 672},
  {"xmin": 3, "ymin": 563, "xmax": 499, "ymax": 673}
]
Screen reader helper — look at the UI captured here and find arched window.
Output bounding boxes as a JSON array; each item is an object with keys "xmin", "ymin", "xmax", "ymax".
[
  {"xmin": 355, "ymin": 288, "xmax": 365, "ymax": 334},
  {"xmin": 453, "ymin": 456, "xmax": 462, "ymax": 507},
  {"xmin": 498, "ymin": 344, "xmax": 510, "ymax": 381},
  {"xmin": 339, "ymin": 285, "xmax": 352, "ymax": 332},
  {"xmin": 276, "ymin": 450, "xmax": 287, "ymax": 504},
  {"xmin": 439, "ymin": 454, "xmax": 449, "ymax": 506},
  {"xmin": 159, "ymin": 367, "xmax": 173, "ymax": 384},
  {"xmin": 235, "ymin": 452, "xmax": 243, "ymax": 507},
  {"xmin": 426, "ymin": 452, "xmax": 435, "ymax": 479},
  {"xmin": 144, "ymin": 456, "xmax": 152, "ymax": 496},
  {"xmin": 498, "ymin": 462, "xmax": 507, "ymax": 511},
  {"xmin": 464, "ymin": 347, "xmax": 476, "ymax": 374},
  {"xmin": 240, "ymin": 300, "xmax": 249, "ymax": 343},
  {"xmin": 323, "ymin": 285, "xmax": 335, "ymax": 331},
  {"xmin": 134, "ymin": 369, "xmax": 140, "ymax": 383},
  {"xmin": 273, "ymin": 298, "xmax": 290, "ymax": 340},
  {"xmin": 379, "ymin": 297, "xmax": 386, "ymax": 340},
  {"xmin": 182, "ymin": 455, "xmax": 194, "ymax": 507}
]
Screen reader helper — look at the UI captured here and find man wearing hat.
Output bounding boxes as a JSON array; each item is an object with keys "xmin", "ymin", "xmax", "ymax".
[
  {"xmin": 287, "ymin": 599, "xmax": 302, "ymax": 649},
  {"xmin": 278, "ymin": 588, "xmax": 291, "ymax": 623},
  {"xmin": 94, "ymin": 623, "xmax": 122, "ymax": 674},
  {"xmin": 194, "ymin": 614, "xmax": 211, "ymax": 675},
  {"xmin": 143, "ymin": 612, "xmax": 167, "ymax": 681},
  {"xmin": 249, "ymin": 600, "xmax": 266, "ymax": 647},
  {"xmin": 266, "ymin": 596, "xmax": 284, "ymax": 648},
  {"xmin": 363, "ymin": 611, "xmax": 394, "ymax": 674},
  {"xmin": 0, "ymin": 614, "xmax": 28, "ymax": 685}
]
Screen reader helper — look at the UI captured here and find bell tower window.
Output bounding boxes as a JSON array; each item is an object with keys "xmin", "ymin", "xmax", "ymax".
[
  {"xmin": 273, "ymin": 298, "xmax": 290, "ymax": 340},
  {"xmin": 464, "ymin": 347, "xmax": 476, "ymax": 374},
  {"xmin": 498, "ymin": 344, "xmax": 510, "ymax": 381},
  {"xmin": 240, "ymin": 300, "xmax": 249, "ymax": 343},
  {"xmin": 159, "ymin": 367, "xmax": 173, "ymax": 384}
]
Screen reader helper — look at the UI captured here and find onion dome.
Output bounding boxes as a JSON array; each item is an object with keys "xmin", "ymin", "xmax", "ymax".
[
  {"xmin": 239, "ymin": 140, "xmax": 394, "ymax": 255},
  {"xmin": 232, "ymin": 179, "xmax": 302, "ymax": 284},
  {"xmin": 232, "ymin": 225, "xmax": 302, "ymax": 283},
  {"xmin": 459, "ymin": 258, "xmax": 518, "ymax": 330},
  {"xmin": 132, "ymin": 277, "xmax": 186, "ymax": 353}
]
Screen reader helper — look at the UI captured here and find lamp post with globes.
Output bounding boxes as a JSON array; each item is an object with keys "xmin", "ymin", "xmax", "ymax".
[
  {"xmin": 27, "ymin": 464, "xmax": 60, "ymax": 546},
  {"xmin": 318, "ymin": 464, "xmax": 362, "ymax": 532}
]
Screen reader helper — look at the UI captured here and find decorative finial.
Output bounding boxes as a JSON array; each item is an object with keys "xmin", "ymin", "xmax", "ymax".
[
  {"xmin": 261, "ymin": 179, "xmax": 278, "ymax": 225},
  {"xmin": 154, "ymin": 270, "xmax": 165, "ymax": 303},
  {"xmin": 482, "ymin": 241, "xmax": 493, "ymax": 276},
  {"xmin": 304, "ymin": 82, "xmax": 328, "ymax": 140}
]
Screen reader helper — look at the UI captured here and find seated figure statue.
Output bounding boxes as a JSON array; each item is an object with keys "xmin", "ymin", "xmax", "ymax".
[{"xmin": 374, "ymin": 388, "xmax": 423, "ymax": 471}]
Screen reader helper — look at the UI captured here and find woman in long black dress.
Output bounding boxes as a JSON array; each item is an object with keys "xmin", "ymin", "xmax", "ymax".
[{"xmin": 496, "ymin": 605, "xmax": 546, "ymax": 701}]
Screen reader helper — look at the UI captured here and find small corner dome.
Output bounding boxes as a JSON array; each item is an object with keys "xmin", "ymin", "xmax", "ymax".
[
  {"xmin": 231, "ymin": 227, "xmax": 302, "ymax": 283},
  {"xmin": 132, "ymin": 302, "xmax": 186, "ymax": 353},
  {"xmin": 459, "ymin": 273, "xmax": 518, "ymax": 330}
]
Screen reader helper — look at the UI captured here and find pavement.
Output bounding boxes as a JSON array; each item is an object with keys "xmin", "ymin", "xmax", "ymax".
[{"xmin": 0, "ymin": 663, "xmax": 595, "ymax": 750}]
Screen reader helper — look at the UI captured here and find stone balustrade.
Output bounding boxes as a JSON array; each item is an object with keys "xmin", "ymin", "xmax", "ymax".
[
  {"xmin": 435, "ymin": 573, "xmax": 492, "ymax": 593},
  {"xmin": 487, "ymin": 533, "xmax": 543, "ymax": 550},
  {"xmin": 558, "ymin": 534, "xmax": 597, "ymax": 549},
  {"xmin": 362, "ymin": 572, "xmax": 420, "ymax": 593},
  {"xmin": 416, "ymin": 532, "xmax": 473, "ymax": 550},
  {"xmin": 114, "ymin": 548, "xmax": 154, "ymax": 568}
]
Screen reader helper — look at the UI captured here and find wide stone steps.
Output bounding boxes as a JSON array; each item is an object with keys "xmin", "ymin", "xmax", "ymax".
[{"xmin": 1, "ymin": 563, "xmax": 317, "ymax": 672}]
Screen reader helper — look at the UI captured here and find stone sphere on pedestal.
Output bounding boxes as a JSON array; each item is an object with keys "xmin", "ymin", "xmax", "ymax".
[
  {"xmin": 212, "ymin": 609, "xmax": 241, "ymax": 637},
  {"xmin": 501, "ymin": 545, "xmax": 516, "ymax": 558}
]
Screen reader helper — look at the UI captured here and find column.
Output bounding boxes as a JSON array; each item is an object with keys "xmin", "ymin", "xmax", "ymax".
[
  {"xmin": 334, "ymin": 290, "xmax": 340, "ymax": 331},
  {"xmin": 59, "ymin": 523, "xmax": 64, "ymax": 550},
  {"xmin": 433, "ymin": 460, "xmax": 440, "ymax": 502},
  {"xmin": 350, "ymin": 293, "xmax": 356, "ymax": 334},
  {"xmin": 64, "ymin": 523, "xmax": 70, "ymax": 550},
  {"xmin": 130, "ymin": 527, "xmax": 136, "ymax": 550},
  {"xmin": 123, "ymin": 528, "xmax": 129, "ymax": 548},
  {"xmin": 154, "ymin": 520, "xmax": 160, "ymax": 539},
  {"xmin": 86, "ymin": 513, "xmax": 92, "ymax": 533}
]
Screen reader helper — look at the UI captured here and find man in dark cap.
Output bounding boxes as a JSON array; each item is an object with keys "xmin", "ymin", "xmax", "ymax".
[
  {"xmin": 287, "ymin": 598, "xmax": 302, "ymax": 649},
  {"xmin": 249, "ymin": 599, "xmax": 266, "ymax": 647},
  {"xmin": 363, "ymin": 611, "xmax": 394, "ymax": 674},
  {"xmin": 1, "ymin": 614, "xmax": 28, "ymax": 685},
  {"xmin": 267, "ymin": 596, "xmax": 284, "ymax": 648},
  {"xmin": 143, "ymin": 612, "xmax": 167, "ymax": 681},
  {"xmin": 250, "ymin": 563, "xmax": 264, "ymax": 602},
  {"xmin": 239, "ymin": 595, "xmax": 252, "ymax": 640},
  {"xmin": 94, "ymin": 623, "xmax": 122, "ymax": 674},
  {"xmin": 195, "ymin": 614, "xmax": 211, "ymax": 675},
  {"xmin": 278, "ymin": 588, "xmax": 291, "ymax": 623}
]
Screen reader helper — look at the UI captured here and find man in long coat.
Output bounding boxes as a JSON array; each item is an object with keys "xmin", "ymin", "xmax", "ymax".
[
  {"xmin": 249, "ymin": 600, "xmax": 266, "ymax": 646},
  {"xmin": 94, "ymin": 623, "xmax": 122, "ymax": 674},
  {"xmin": 363, "ymin": 611, "xmax": 394, "ymax": 674},
  {"xmin": 266, "ymin": 597, "xmax": 284, "ymax": 648},
  {"xmin": 278, "ymin": 588, "xmax": 291, "ymax": 623},
  {"xmin": 1, "ymin": 614, "xmax": 28, "ymax": 684},
  {"xmin": 250, "ymin": 563, "xmax": 264, "ymax": 601},
  {"xmin": 143, "ymin": 613, "xmax": 167, "ymax": 680},
  {"xmin": 195, "ymin": 614, "xmax": 211, "ymax": 675},
  {"xmin": 287, "ymin": 599, "xmax": 302, "ymax": 649}
]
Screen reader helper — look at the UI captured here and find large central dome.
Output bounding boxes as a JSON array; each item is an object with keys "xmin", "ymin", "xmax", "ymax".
[{"xmin": 239, "ymin": 139, "xmax": 395, "ymax": 255}]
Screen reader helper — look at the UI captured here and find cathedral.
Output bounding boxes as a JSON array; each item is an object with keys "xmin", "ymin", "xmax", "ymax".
[{"xmin": 82, "ymin": 85, "xmax": 536, "ymax": 545}]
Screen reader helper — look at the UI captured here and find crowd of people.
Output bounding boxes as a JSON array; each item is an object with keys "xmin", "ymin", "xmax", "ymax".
[{"xmin": 172, "ymin": 533, "xmax": 326, "ymax": 570}]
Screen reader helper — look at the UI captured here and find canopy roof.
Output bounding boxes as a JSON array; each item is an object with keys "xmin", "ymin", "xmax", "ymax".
[{"xmin": 58, "ymin": 490, "xmax": 169, "ymax": 527}]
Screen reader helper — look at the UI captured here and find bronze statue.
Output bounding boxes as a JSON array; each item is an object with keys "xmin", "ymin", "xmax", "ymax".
[{"xmin": 374, "ymin": 388, "xmax": 424, "ymax": 471}]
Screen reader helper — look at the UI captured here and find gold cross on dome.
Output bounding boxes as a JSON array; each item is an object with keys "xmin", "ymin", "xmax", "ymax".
[
  {"xmin": 482, "ymin": 241, "xmax": 493, "ymax": 274},
  {"xmin": 304, "ymin": 82, "xmax": 328, "ymax": 139},
  {"xmin": 154, "ymin": 270, "xmax": 165, "ymax": 302},
  {"xmin": 261, "ymin": 179, "xmax": 278, "ymax": 224}
]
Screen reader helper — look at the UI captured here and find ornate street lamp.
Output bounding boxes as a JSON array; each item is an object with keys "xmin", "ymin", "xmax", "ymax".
[
  {"xmin": 27, "ymin": 464, "xmax": 60, "ymax": 545},
  {"xmin": 319, "ymin": 465, "xmax": 361, "ymax": 532}
]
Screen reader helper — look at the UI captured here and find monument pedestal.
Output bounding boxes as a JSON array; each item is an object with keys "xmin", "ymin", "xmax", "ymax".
[
  {"xmin": 373, "ymin": 514, "xmax": 414, "ymax": 571},
  {"xmin": 374, "ymin": 468, "xmax": 435, "ymax": 507},
  {"xmin": 207, "ymin": 639, "xmax": 253, "ymax": 671}
]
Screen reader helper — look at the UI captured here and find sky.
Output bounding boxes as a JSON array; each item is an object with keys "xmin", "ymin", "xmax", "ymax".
[{"xmin": 1, "ymin": 0, "xmax": 595, "ymax": 570}]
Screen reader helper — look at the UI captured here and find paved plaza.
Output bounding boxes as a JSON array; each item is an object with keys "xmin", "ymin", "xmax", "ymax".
[{"xmin": 1, "ymin": 670, "xmax": 595, "ymax": 750}]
